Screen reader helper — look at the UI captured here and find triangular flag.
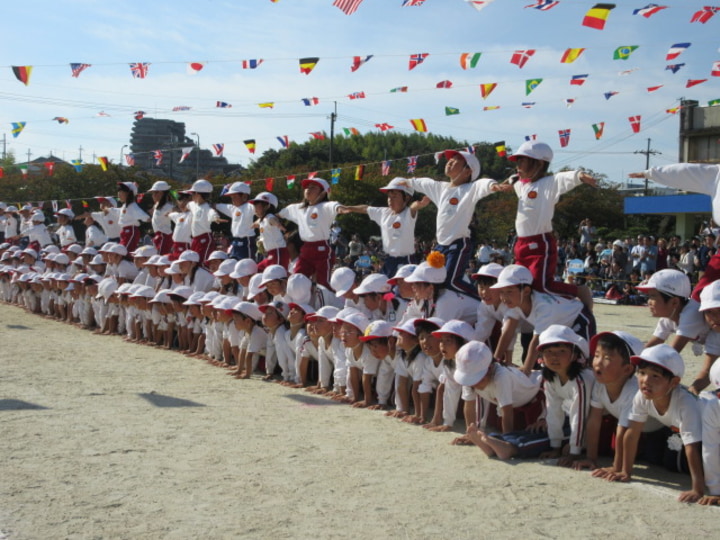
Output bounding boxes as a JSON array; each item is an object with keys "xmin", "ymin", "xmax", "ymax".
[
  {"xmin": 216, "ymin": 101, "xmax": 232, "ymax": 108},
  {"xmin": 629, "ymin": 115, "xmax": 641, "ymax": 133},
  {"xmin": 343, "ymin": 127, "xmax": 360, "ymax": 136},
  {"xmin": 129, "ymin": 62, "xmax": 150, "ymax": 78},
  {"xmin": 525, "ymin": 1, "xmax": 559, "ymax": 10},
  {"xmin": 480, "ymin": 83, "xmax": 497, "ymax": 99},
  {"xmin": 483, "ymin": 106, "xmax": 500, "ymax": 111},
  {"xmin": 301, "ymin": 97, "xmax": 320, "ymax": 106},
  {"xmin": 70, "ymin": 63, "xmax": 91, "ymax": 77},
  {"xmin": 242, "ymin": 59, "xmax": 263, "ymax": 69},
  {"xmin": 53, "ymin": 117, "xmax": 69, "ymax": 124},
  {"xmin": 11, "ymin": 122, "xmax": 26, "ymax": 138},
  {"xmin": 277, "ymin": 136, "xmax": 290, "ymax": 148},
  {"xmin": 187, "ymin": 62, "xmax": 205, "ymax": 74},
  {"xmin": 351, "ymin": 55, "xmax": 373, "ymax": 72},
  {"xmin": 592, "ymin": 122, "xmax": 605, "ymax": 140},
  {"xmin": 510, "ymin": 50, "xmax": 535, "ymax": 69},
  {"xmin": 665, "ymin": 63, "xmax": 685, "ymax": 74},
  {"xmin": 436, "ymin": 80, "xmax": 453, "ymax": 89},
  {"xmin": 465, "ymin": 0, "xmax": 496, "ymax": 11},
  {"xmin": 244, "ymin": 139, "xmax": 256, "ymax": 154},
  {"xmin": 687, "ymin": 79, "xmax": 708, "ymax": 88},
  {"xmin": 299, "ymin": 57, "xmax": 319, "ymax": 74},
  {"xmin": 212, "ymin": 143, "xmax": 224, "ymax": 156},
  {"xmin": 647, "ymin": 85, "xmax": 663, "ymax": 92},
  {"xmin": 459, "ymin": 52, "xmax": 482, "ymax": 69},
  {"xmin": 560, "ymin": 48, "xmax": 585, "ymax": 63},
  {"xmin": 375, "ymin": 123, "xmax": 394, "ymax": 131},
  {"xmin": 44, "ymin": 162, "xmax": 55, "ymax": 176},
  {"xmin": 410, "ymin": 119, "xmax": 428, "ymax": 132},
  {"xmin": 381, "ymin": 160, "xmax": 391, "ymax": 176},
  {"xmin": 179, "ymin": 147, "xmax": 194, "ymax": 163},
  {"xmin": 71, "ymin": 160, "xmax": 82, "ymax": 172},
  {"xmin": 633, "ymin": 4, "xmax": 667, "ymax": 18},
  {"xmin": 712, "ymin": 61, "xmax": 720, "ymax": 77},
  {"xmin": 354, "ymin": 165, "xmax": 365, "ymax": 181},
  {"xmin": 407, "ymin": 156, "xmax": 418, "ymax": 173},
  {"xmin": 309, "ymin": 132, "xmax": 325, "ymax": 140},
  {"xmin": 494, "ymin": 141, "xmax": 506, "ymax": 157},
  {"xmin": 691, "ymin": 6, "xmax": 720, "ymax": 24},
  {"xmin": 709, "ymin": 99, "xmax": 720, "ymax": 106},
  {"xmin": 604, "ymin": 91, "xmax": 619, "ymax": 100},
  {"xmin": 286, "ymin": 175, "xmax": 296, "ymax": 188},
  {"xmin": 570, "ymin": 74, "xmax": 588, "ymax": 86},
  {"xmin": 19, "ymin": 164, "xmax": 28, "ymax": 177},
  {"xmin": 12, "ymin": 66, "xmax": 32, "ymax": 85},
  {"xmin": 331, "ymin": 169, "xmax": 341, "ymax": 185},
  {"xmin": 582, "ymin": 3, "xmax": 616, "ymax": 30},
  {"xmin": 390, "ymin": 86, "xmax": 408, "ymax": 93},
  {"xmin": 666, "ymin": 43, "xmax": 690, "ymax": 61},
  {"xmin": 445, "ymin": 107, "xmax": 460, "ymax": 116},
  {"xmin": 408, "ymin": 53, "xmax": 429, "ymax": 70},
  {"xmin": 258, "ymin": 102, "xmax": 275, "ymax": 109},
  {"xmin": 97, "ymin": 156, "xmax": 109, "ymax": 171},
  {"xmin": 265, "ymin": 178, "xmax": 274, "ymax": 192},
  {"xmin": 332, "ymin": 0, "xmax": 364, "ymax": 15},
  {"xmin": 558, "ymin": 129, "xmax": 571, "ymax": 148},
  {"xmin": 525, "ymin": 78, "xmax": 543, "ymax": 95},
  {"xmin": 613, "ymin": 45, "xmax": 638, "ymax": 60}
]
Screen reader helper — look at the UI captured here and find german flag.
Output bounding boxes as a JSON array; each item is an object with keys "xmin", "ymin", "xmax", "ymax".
[
  {"xmin": 12, "ymin": 66, "xmax": 32, "ymax": 86},
  {"xmin": 97, "ymin": 156, "xmax": 109, "ymax": 172},
  {"xmin": 582, "ymin": 3, "xmax": 615, "ymax": 30},
  {"xmin": 299, "ymin": 57, "xmax": 319, "ymax": 75},
  {"xmin": 354, "ymin": 165, "xmax": 365, "ymax": 181}
]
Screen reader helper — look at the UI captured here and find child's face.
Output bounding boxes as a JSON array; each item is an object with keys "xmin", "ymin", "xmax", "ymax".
[
  {"xmin": 437, "ymin": 334, "xmax": 460, "ymax": 360},
  {"xmin": 233, "ymin": 312, "xmax": 250, "ymax": 331},
  {"xmin": 367, "ymin": 339, "xmax": 390, "ymax": 359},
  {"xmin": 206, "ymin": 259, "xmax": 222, "ymax": 273},
  {"xmin": 386, "ymin": 190, "xmax": 407, "ymax": 213},
  {"xmin": 541, "ymin": 344, "xmax": 575, "ymax": 376},
  {"xmin": 396, "ymin": 331, "xmax": 418, "ymax": 352},
  {"xmin": 592, "ymin": 344, "xmax": 631, "ymax": 385},
  {"xmin": 445, "ymin": 155, "xmax": 469, "ymax": 182},
  {"xmin": 313, "ymin": 318, "xmax": 332, "ymax": 337},
  {"xmin": 252, "ymin": 201, "xmax": 267, "ymax": 218},
  {"xmin": 637, "ymin": 365, "xmax": 678, "ymax": 400},
  {"xmin": 497, "ymin": 285, "xmax": 525, "ymax": 309},
  {"xmin": 703, "ymin": 307, "xmax": 720, "ymax": 332},
  {"xmin": 339, "ymin": 323, "xmax": 361, "ymax": 347},
  {"xmin": 396, "ymin": 279, "xmax": 413, "ymax": 300},
  {"xmin": 476, "ymin": 281, "xmax": 499, "ymax": 305},
  {"xmin": 303, "ymin": 184, "xmax": 323, "ymax": 205},
  {"xmin": 411, "ymin": 282, "xmax": 433, "ymax": 301},
  {"xmin": 262, "ymin": 307, "xmax": 281, "ymax": 328},
  {"xmin": 418, "ymin": 330, "xmax": 440, "ymax": 357},
  {"xmin": 360, "ymin": 293, "xmax": 381, "ymax": 311},
  {"xmin": 264, "ymin": 279, "xmax": 284, "ymax": 297},
  {"xmin": 288, "ymin": 306, "xmax": 305, "ymax": 325}
]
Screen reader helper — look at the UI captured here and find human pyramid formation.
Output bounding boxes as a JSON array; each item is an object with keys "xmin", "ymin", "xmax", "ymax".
[{"xmin": 0, "ymin": 141, "xmax": 719, "ymax": 505}]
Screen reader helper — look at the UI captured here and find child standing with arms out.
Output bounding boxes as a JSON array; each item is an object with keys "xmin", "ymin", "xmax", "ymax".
[
  {"xmin": 113, "ymin": 182, "xmax": 150, "ymax": 253},
  {"xmin": 278, "ymin": 177, "xmax": 340, "ymax": 289},
  {"xmin": 54, "ymin": 209, "xmax": 77, "ymax": 247},
  {"xmin": 187, "ymin": 179, "xmax": 220, "ymax": 265},
  {"xmin": 147, "ymin": 181, "xmax": 174, "ymax": 255},
  {"xmin": 249, "ymin": 191, "xmax": 289, "ymax": 271},
  {"xmin": 497, "ymin": 141, "xmax": 596, "ymax": 310},
  {"xmin": 216, "ymin": 182, "xmax": 256, "ymax": 260}
]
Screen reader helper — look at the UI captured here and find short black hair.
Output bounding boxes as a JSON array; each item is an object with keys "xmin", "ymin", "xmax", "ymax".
[
  {"xmin": 540, "ymin": 343, "xmax": 585, "ymax": 382},
  {"xmin": 596, "ymin": 333, "xmax": 632, "ymax": 365},
  {"xmin": 473, "ymin": 275, "xmax": 497, "ymax": 287},
  {"xmin": 637, "ymin": 360, "xmax": 674, "ymax": 380}
]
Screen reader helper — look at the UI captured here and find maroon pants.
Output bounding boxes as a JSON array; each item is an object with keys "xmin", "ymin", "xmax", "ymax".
[
  {"xmin": 514, "ymin": 232, "xmax": 578, "ymax": 298},
  {"xmin": 293, "ymin": 240, "xmax": 334, "ymax": 289},
  {"xmin": 152, "ymin": 231, "xmax": 173, "ymax": 255},
  {"xmin": 190, "ymin": 233, "xmax": 214, "ymax": 265},
  {"xmin": 120, "ymin": 226, "xmax": 141, "ymax": 254}
]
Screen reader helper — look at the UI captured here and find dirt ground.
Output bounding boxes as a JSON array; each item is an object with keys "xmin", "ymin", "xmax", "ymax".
[{"xmin": 1, "ymin": 302, "xmax": 718, "ymax": 539}]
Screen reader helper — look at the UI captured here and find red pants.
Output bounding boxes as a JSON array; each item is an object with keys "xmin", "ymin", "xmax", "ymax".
[
  {"xmin": 514, "ymin": 232, "xmax": 578, "ymax": 298},
  {"xmin": 169, "ymin": 242, "xmax": 190, "ymax": 261},
  {"xmin": 153, "ymin": 231, "xmax": 173, "ymax": 255},
  {"xmin": 293, "ymin": 240, "xmax": 334, "ymax": 289},
  {"xmin": 257, "ymin": 247, "xmax": 290, "ymax": 272},
  {"xmin": 190, "ymin": 233, "xmax": 214, "ymax": 265},
  {"xmin": 120, "ymin": 226, "xmax": 141, "ymax": 254},
  {"xmin": 692, "ymin": 252, "xmax": 720, "ymax": 301}
]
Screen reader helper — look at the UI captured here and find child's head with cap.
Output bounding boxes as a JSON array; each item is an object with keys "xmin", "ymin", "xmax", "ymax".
[
  {"xmin": 590, "ymin": 331, "xmax": 643, "ymax": 386},
  {"xmin": 444, "ymin": 150, "xmax": 481, "ymax": 185},
  {"xmin": 388, "ymin": 263, "xmax": 417, "ymax": 300},
  {"xmin": 631, "ymin": 344, "xmax": 684, "ymax": 400},
  {"xmin": 301, "ymin": 177, "xmax": 330, "ymax": 206},
  {"xmin": 699, "ymin": 279, "xmax": 720, "ymax": 332},
  {"xmin": 336, "ymin": 309, "xmax": 370, "ymax": 347},
  {"xmin": 537, "ymin": 325, "xmax": 589, "ymax": 382},
  {"xmin": 637, "ymin": 269, "xmax": 691, "ymax": 319},
  {"xmin": 509, "ymin": 141, "xmax": 553, "ymax": 182},
  {"xmin": 490, "ymin": 264, "xmax": 534, "ymax": 309},
  {"xmin": 360, "ymin": 320, "xmax": 395, "ymax": 359},
  {"xmin": 472, "ymin": 262, "xmax": 504, "ymax": 305},
  {"xmin": 453, "ymin": 341, "xmax": 494, "ymax": 389},
  {"xmin": 432, "ymin": 320, "xmax": 474, "ymax": 361}
]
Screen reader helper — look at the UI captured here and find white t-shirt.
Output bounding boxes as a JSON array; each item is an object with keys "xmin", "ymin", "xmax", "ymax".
[
  {"xmin": 652, "ymin": 299, "xmax": 709, "ymax": 343},
  {"xmin": 151, "ymin": 202, "xmax": 173, "ymax": 235},
  {"xmin": 187, "ymin": 201, "xmax": 219, "ymax": 237},
  {"xmin": 462, "ymin": 364, "xmax": 541, "ymax": 410},
  {"xmin": 110, "ymin": 203, "xmax": 149, "ymax": 228},
  {"xmin": 590, "ymin": 377, "xmax": 663, "ymax": 432},
  {"xmin": 279, "ymin": 201, "xmax": 340, "ymax": 243},
  {"xmin": 216, "ymin": 202, "xmax": 256, "ymax": 239},
  {"xmin": 513, "ymin": 171, "xmax": 582, "ymax": 238},
  {"xmin": 91, "ymin": 210, "xmax": 122, "ymax": 239},
  {"xmin": 169, "ymin": 211, "xmax": 192, "ymax": 243},
  {"xmin": 628, "ymin": 385, "xmax": 703, "ymax": 445},
  {"xmin": 57, "ymin": 224, "xmax": 77, "ymax": 247},
  {"xmin": 521, "ymin": 290, "xmax": 584, "ymax": 335},
  {"xmin": 257, "ymin": 213, "xmax": 285, "ymax": 250},
  {"xmin": 545, "ymin": 369, "xmax": 595, "ymax": 454},
  {"xmin": 366, "ymin": 206, "xmax": 416, "ymax": 257},
  {"xmin": 645, "ymin": 164, "xmax": 720, "ymax": 224},
  {"xmin": 700, "ymin": 391, "xmax": 720, "ymax": 496}
]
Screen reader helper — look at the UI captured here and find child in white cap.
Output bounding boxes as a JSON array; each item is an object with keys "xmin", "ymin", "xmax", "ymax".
[
  {"xmin": 335, "ymin": 309, "xmax": 371, "ymax": 404},
  {"xmin": 168, "ymin": 191, "xmax": 192, "ymax": 260},
  {"xmin": 353, "ymin": 273, "xmax": 406, "ymax": 324},
  {"xmin": 699, "ymin": 360, "xmax": 720, "ymax": 505},
  {"xmin": 389, "ymin": 318, "xmax": 427, "ymax": 420},
  {"xmin": 186, "ymin": 179, "xmax": 221, "ymax": 265},
  {"xmin": 690, "ymin": 280, "xmax": 720, "ymax": 396},
  {"xmin": 113, "ymin": 182, "xmax": 150, "ymax": 253},
  {"xmin": 249, "ymin": 191, "xmax": 288, "ymax": 271},
  {"xmin": 358, "ymin": 320, "xmax": 397, "ymax": 409},
  {"xmin": 304, "ymin": 306, "xmax": 340, "ymax": 394},
  {"xmin": 54, "ymin": 209, "xmax": 77, "ymax": 247},
  {"xmin": 608, "ymin": 344, "xmax": 704, "ymax": 503},
  {"xmin": 259, "ymin": 300, "xmax": 292, "ymax": 382},
  {"xmin": 147, "ymin": 181, "xmax": 174, "ymax": 255},
  {"xmin": 216, "ymin": 182, "xmax": 257, "ymax": 261}
]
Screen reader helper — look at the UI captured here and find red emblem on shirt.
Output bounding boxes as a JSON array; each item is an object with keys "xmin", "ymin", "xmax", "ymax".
[
  {"xmin": 107, "ymin": 220, "xmax": 114, "ymax": 225},
  {"xmin": 528, "ymin": 191, "xmax": 538, "ymax": 200},
  {"xmin": 310, "ymin": 212, "xmax": 318, "ymax": 220},
  {"xmin": 235, "ymin": 211, "xmax": 241, "ymax": 217},
  {"xmin": 392, "ymin": 222, "xmax": 401, "ymax": 229},
  {"xmin": 449, "ymin": 197, "xmax": 459, "ymax": 206}
]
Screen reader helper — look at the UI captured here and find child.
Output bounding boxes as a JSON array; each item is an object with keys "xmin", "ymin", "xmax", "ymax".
[
  {"xmin": 497, "ymin": 141, "xmax": 596, "ymax": 310},
  {"xmin": 699, "ymin": 360, "xmax": 720, "ymax": 505},
  {"xmin": 691, "ymin": 279, "xmax": 720, "ymax": 394},
  {"xmin": 305, "ymin": 305, "xmax": 340, "ymax": 394},
  {"xmin": 249, "ymin": 191, "xmax": 288, "ymax": 271},
  {"xmin": 358, "ymin": 320, "xmax": 397, "ymax": 410},
  {"xmin": 259, "ymin": 300, "xmax": 292, "ymax": 382},
  {"xmin": 216, "ymin": 182, "xmax": 257, "ymax": 261},
  {"xmin": 388, "ymin": 318, "xmax": 427, "ymax": 420},
  {"xmin": 186, "ymin": 179, "xmax": 220, "ymax": 264},
  {"xmin": 406, "ymin": 150, "xmax": 499, "ymax": 297},
  {"xmin": 229, "ymin": 300, "xmax": 265, "ymax": 379},
  {"xmin": 608, "ymin": 344, "xmax": 705, "ymax": 504},
  {"xmin": 277, "ymin": 177, "xmax": 341, "ymax": 288},
  {"xmin": 353, "ymin": 273, "xmax": 406, "ymax": 323},
  {"xmin": 112, "ymin": 182, "xmax": 150, "ymax": 253},
  {"xmin": 147, "ymin": 180, "xmax": 174, "ymax": 255},
  {"xmin": 340, "ymin": 177, "xmax": 429, "ymax": 277},
  {"xmin": 168, "ymin": 191, "xmax": 192, "ymax": 260},
  {"xmin": 335, "ymin": 309, "xmax": 371, "ymax": 405},
  {"xmin": 90, "ymin": 197, "xmax": 122, "ymax": 243},
  {"xmin": 54, "ymin": 209, "xmax": 77, "ymax": 247},
  {"xmin": 82, "ymin": 214, "xmax": 108, "ymax": 248}
]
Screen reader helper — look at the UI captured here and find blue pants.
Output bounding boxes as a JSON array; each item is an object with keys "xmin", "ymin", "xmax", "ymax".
[
  {"xmin": 229, "ymin": 236, "xmax": 257, "ymax": 261},
  {"xmin": 435, "ymin": 238, "xmax": 478, "ymax": 299},
  {"xmin": 381, "ymin": 254, "xmax": 415, "ymax": 279}
]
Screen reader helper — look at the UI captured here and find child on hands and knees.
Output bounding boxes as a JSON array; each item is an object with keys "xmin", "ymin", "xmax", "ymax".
[
  {"xmin": 358, "ymin": 320, "xmax": 397, "ymax": 410},
  {"xmin": 699, "ymin": 360, "xmax": 720, "ymax": 505},
  {"xmin": 608, "ymin": 344, "xmax": 705, "ymax": 503}
]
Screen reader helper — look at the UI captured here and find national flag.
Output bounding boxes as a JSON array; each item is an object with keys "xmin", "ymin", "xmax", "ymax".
[
  {"xmin": 582, "ymin": 3, "xmax": 615, "ymax": 30},
  {"xmin": 354, "ymin": 165, "xmax": 365, "ymax": 181},
  {"xmin": 375, "ymin": 123, "xmax": 394, "ymax": 131},
  {"xmin": 216, "ymin": 101, "xmax": 232, "ymax": 108},
  {"xmin": 525, "ymin": 78, "xmax": 543, "ymax": 95},
  {"xmin": 71, "ymin": 160, "xmax": 83, "ymax": 172},
  {"xmin": 564, "ymin": 98, "xmax": 575, "ymax": 108},
  {"xmin": 558, "ymin": 129, "xmax": 571, "ymax": 148},
  {"xmin": 483, "ymin": 106, "xmax": 500, "ymax": 111},
  {"xmin": 265, "ymin": 178, "xmax": 275, "ymax": 192},
  {"xmin": 436, "ymin": 80, "xmax": 453, "ymax": 89},
  {"xmin": 666, "ymin": 43, "xmax": 690, "ymax": 61},
  {"xmin": 402, "ymin": 0, "xmax": 426, "ymax": 5},
  {"xmin": 613, "ymin": 45, "xmax": 638, "ymax": 60},
  {"xmin": 381, "ymin": 160, "xmax": 391, "ymax": 176},
  {"xmin": 258, "ymin": 102, "xmax": 275, "ymax": 109},
  {"xmin": 348, "ymin": 91, "xmax": 366, "ymax": 99},
  {"xmin": 465, "ymin": 0, "xmax": 496, "ymax": 10},
  {"xmin": 50, "ymin": 200, "xmax": 58, "ymax": 212},
  {"xmin": 408, "ymin": 53, "xmax": 429, "ymax": 70},
  {"xmin": 525, "ymin": 0, "xmax": 559, "ymax": 10},
  {"xmin": 618, "ymin": 68, "xmax": 638, "ymax": 76},
  {"xmin": 629, "ymin": 115, "xmax": 641, "ymax": 133},
  {"xmin": 187, "ymin": 62, "xmax": 205, "ymax": 74},
  {"xmin": 712, "ymin": 61, "xmax": 720, "ymax": 77},
  {"xmin": 350, "ymin": 55, "xmax": 373, "ymax": 72},
  {"xmin": 410, "ymin": 119, "xmax": 428, "ymax": 132},
  {"xmin": 687, "ymin": 79, "xmax": 708, "ymax": 88},
  {"xmin": 604, "ymin": 91, "xmax": 618, "ymax": 100},
  {"xmin": 666, "ymin": 107, "xmax": 680, "ymax": 114},
  {"xmin": 11, "ymin": 122, "xmax": 26, "ymax": 138},
  {"xmin": 134, "ymin": 111, "xmax": 145, "ymax": 120},
  {"xmin": 277, "ymin": 136, "xmax": 290, "ymax": 148},
  {"xmin": 286, "ymin": 175, "xmax": 296, "ymax": 188},
  {"xmin": 525, "ymin": 134, "xmax": 538, "ymax": 141},
  {"xmin": 570, "ymin": 74, "xmax": 588, "ymax": 86},
  {"xmin": 309, "ymin": 132, "xmax": 325, "ymax": 140},
  {"xmin": 445, "ymin": 107, "xmax": 460, "ymax": 116},
  {"xmin": 299, "ymin": 57, "xmax": 319, "ymax": 75},
  {"xmin": 243, "ymin": 139, "xmax": 256, "ymax": 154},
  {"xmin": 407, "ymin": 156, "xmax": 418, "ymax": 174},
  {"xmin": 480, "ymin": 83, "xmax": 497, "ymax": 99},
  {"xmin": 19, "ymin": 165, "xmax": 28, "ymax": 177},
  {"xmin": 390, "ymin": 86, "xmax": 408, "ymax": 93},
  {"xmin": 343, "ymin": 127, "xmax": 360, "ymax": 136},
  {"xmin": 691, "ymin": 6, "xmax": 720, "ymax": 24},
  {"xmin": 212, "ymin": 143, "xmax": 224, "ymax": 156},
  {"xmin": 70, "ymin": 63, "xmax": 91, "ymax": 78},
  {"xmin": 709, "ymin": 99, "xmax": 720, "ymax": 107},
  {"xmin": 81, "ymin": 200, "xmax": 89, "ymax": 209},
  {"xmin": 97, "ymin": 156, "xmax": 109, "ymax": 171},
  {"xmin": 65, "ymin": 199, "xmax": 72, "ymax": 209},
  {"xmin": 179, "ymin": 147, "xmax": 194, "ymax": 163},
  {"xmin": 466, "ymin": 146, "xmax": 475, "ymax": 154},
  {"xmin": 0, "ymin": 168, "xmax": 4, "ymax": 179},
  {"xmin": 172, "ymin": 106, "xmax": 192, "ymax": 111},
  {"xmin": 331, "ymin": 169, "xmax": 341, "ymax": 185},
  {"xmin": 125, "ymin": 154, "xmax": 135, "ymax": 166},
  {"xmin": 494, "ymin": 141, "xmax": 506, "ymax": 158},
  {"xmin": 592, "ymin": 122, "xmax": 605, "ymax": 140},
  {"xmin": 44, "ymin": 162, "xmax": 55, "ymax": 177},
  {"xmin": 53, "ymin": 117, "xmax": 69, "ymax": 124},
  {"xmin": 219, "ymin": 184, "xmax": 230, "ymax": 198},
  {"xmin": 12, "ymin": 66, "xmax": 32, "ymax": 85},
  {"xmin": 153, "ymin": 150, "xmax": 163, "ymax": 166},
  {"xmin": 560, "ymin": 48, "xmax": 585, "ymax": 63},
  {"xmin": 633, "ymin": 4, "xmax": 667, "ymax": 18},
  {"xmin": 521, "ymin": 102, "xmax": 536, "ymax": 108},
  {"xmin": 333, "ymin": 0, "xmax": 364, "ymax": 15},
  {"xmin": 459, "ymin": 52, "xmax": 482, "ymax": 69},
  {"xmin": 129, "ymin": 62, "xmax": 150, "ymax": 78},
  {"xmin": 242, "ymin": 59, "xmax": 263, "ymax": 69},
  {"xmin": 307, "ymin": 172, "xmax": 317, "ymax": 179},
  {"xmin": 665, "ymin": 63, "xmax": 685, "ymax": 74},
  {"xmin": 510, "ymin": 50, "xmax": 535, "ymax": 69}
]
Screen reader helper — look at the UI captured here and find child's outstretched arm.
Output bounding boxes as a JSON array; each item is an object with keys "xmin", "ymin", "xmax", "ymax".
[
  {"xmin": 409, "ymin": 196, "xmax": 431, "ymax": 216},
  {"xmin": 680, "ymin": 442, "xmax": 705, "ymax": 503},
  {"xmin": 337, "ymin": 205, "xmax": 368, "ymax": 215}
]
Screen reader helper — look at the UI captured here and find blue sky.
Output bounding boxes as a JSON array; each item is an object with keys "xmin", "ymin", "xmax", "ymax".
[{"xmin": 1, "ymin": 0, "xmax": 719, "ymax": 185}]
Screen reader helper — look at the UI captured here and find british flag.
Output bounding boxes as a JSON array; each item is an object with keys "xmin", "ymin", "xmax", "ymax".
[
  {"xmin": 153, "ymin": 150, "xmax": 163, "ymax": 166},
  {"xmin": 125, "ymin": 154, "xmax": 135, "ymax": 166},
  {"xmin": 129, "ymin": 63, "xmax": 150, "ymax": 79},
  {"xmin": 407, "ymin": 156, "xmax": 418, "ymax": 174},
  {"xmin": 212, "ymin": 143, "xmax": 224, "ymax": 156},
  {"xmin": 70, "ymin": 63, "xmax": 91, "ymax": 78}
]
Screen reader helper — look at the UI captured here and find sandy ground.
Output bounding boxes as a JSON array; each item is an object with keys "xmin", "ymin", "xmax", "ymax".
[{"xmin": 1, "ymin": 302, "xmax": 718, "ymax": 539}]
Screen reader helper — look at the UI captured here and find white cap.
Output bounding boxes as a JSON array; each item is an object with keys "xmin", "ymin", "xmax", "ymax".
[
  {"xmin": 54, "ymin": 253, "xmax": 70, "ymax": 265},
  {"xmin": 490, "ymin": 264, "xmax": 533, "ymax": 289},
  {"xmin": 226, "ymin": 182, "xmax": 251, "ymax": 195},
  {"xmin": 444, "ymin": 150, "xmax": 481, "ymax": 181},
  {"xmin": 183, "ymin": 291, "xmax": 206, "ymax": 306},
  {"xmin": 64, "ymin": 244, "xmax": 83, "ymax": 255},
  {"xmin": 360, "ymin": 320, "xmax": 394, "ymax": 341},
  {"xmin": 132, "ymin": 245, "xmax": 157, "ymax": 258},
  {"xmin": 55, "ymin": 208, "xmax": 75, "ymax": 219},
  {"xmin": 20, "ymin": 204, "xmax": 33, "ymax": 212},
  {"xmin": 637, "ymin": 269, "xmax": 691, "ymax": 299},
  {"xmin": 710, "ymin": 358, "xmax": 720, "ymax": 388},
  {"xmin": 108, "ymin": 244, "xmax": 128, "ymax": 256},
  {"xmin": 246, "ymin": 273, "xmax": 265, "ymax": 300},
  {"xmin": 631, "ymin": 344, "xmax": 684, "ymax": 378},
  {"xmin": 612, "ymin": 239, "xmax": 625, "ymax": 248},
  {"xmin": 301, "ymin": 177, "xmax": 330, "ymax": 192},
  {"xmin": 81, "ymin": 247, "xmax": 98, "ymax": 256},
  {"xmin": 431, "ymin": 320, "xmax": 475, "ymax": 342},
  {"xmin": 259, "ymin": 300, "xmax": 290, "ymax": 319},
  {"xmin": 700, "ymin": 280, "xmax": 720, "ymax": 312},
  {"xmin": 199, "ymin": 291, "xmax": 220, "ymax": 304},
  {"xmin": 97, "ymin": 277, "xmax": 118, "ymax": 300},
  {"xmin": 90, "ymin": 254, "xmax": 105, "ymax": 265},
  {"xmin": 213, "ymin": 258, "xmax": 237, "ymax": 277},
  {"xmin": 454, "ymin": 341, "xmax": 494, "ymax": 386},
  {"xmin": 405, "ymin": 262, "xmax": 446, "ymax": 285},
  {"xmin": 471, "ymin": 262, "xmax": 504, "ymax": 280},
  {"xmin": 336, "ymin": 310, "xmax": 370, "ymax": 334},
  {"xmin": 379, "ymin": 177, "xmax": 414, "ymax": 196},
  {"xmin": 589, "ymin": 331, "xmax": 644, "ymax": 358},
  {"xmin": 96, "ymin": 196, "xmax": 117, "ymax": 208},
  {"xmin": 22, "ymin": 248, "xmax": 38, "ymax": 259},
  {"xmin": 6, "ymin": 205, "xmax": 18, "ymax": 212},
  {"xmin": 98, "ymin": 242, "xmax": 116, "ymax": 253},
  {"xmin": 288, "ymin": 302, "xmax": 316, "ymax": 316},
  {"xmin": 230, "ymin": 300, "xmax": 262, "ymax": 321},
  {"xmin": 149, "ymin": 180, "xmax": 171, "ymax": 192},
  {"xmin": 190, "ymin": 179, "xmax": 213, "ymax": 193},
  {"xmin": 537, "ymin": 324, "xmax": 589, "ymax": 360},
  {"xmin": 178, "ymin": 250, "xmax": 200, "ymax": 263},
  {"xmin": 149, "ymin": 290, "xmax": 172, "ymax": 304},
  {"xmin": 168, "ymin": 286, "xmax": 194, "ymax": 299},
  {"xmin": 249, "ymin": 191, "xmax": 278, "ymax": 207},
  {"xmin": 150, "ymin": 255, "xmax": 171, "ymax": 266},
  {"xmin": 509, "ymin": 141, "xmax": 554, "ymax": 163},
  {"xmin": 286, "ymin": 273, "xmax": 312, "ymax": 304},
  {"xmin": 229, "ymin": 258, "xmax": 258, "ymax": 279},
  {"xmin": 388, "ymin": 264, "xmax": 417, "ymax": 285},
  {"xmin": 117, "ymin": 181, "xmax": 138, "ymax": 195},
  {"xmin": 144, "ymin": 255, "xmax": 161, "ymax": 266},
  {"xmin": 207, "ymin": 250, "xmax": 229, "ymax": 262},
  {"xmin": 260, "ymin": 264, "xmax": 288, "ymax": 287},
  {"xmin": 392, "ymin": 318, "xmax": 420, "ymax": 336},
  {"xmin": 31, "ymin": 211, "xmax": 45, "ymax": 222},
  {"xmin": 305, "ymin": 305, "xmax": 340, "ymax": 322},
  {"xmin": 330, "ymin": 267, "xmax": 356, "ymax": 296},
  {"xmin": 413, "ymin": 317, "xmax": 444, "ymax": 331},
  {"xmin": 164, "ymin": 261, "xmax": 183, "ymax": 275},
  {"xmin": 42, "ymin": 245, "xmax": 60, "ymax": 255},
  {"xmin": 130, "ymin": 285, "xmax": 156, "ymax": 299},
  {"xmin": 353, "ymin": 273, "xmax": 391, "ymax": 295}
]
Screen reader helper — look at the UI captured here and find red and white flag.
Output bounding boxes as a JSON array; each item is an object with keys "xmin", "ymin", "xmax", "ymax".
[
  {"xmin": 333, "ymin": 0, "xmax": 364, "ymax": 16},
  {"xmin": 629, "ymin": 115, "xmax": 642, "ymax": 133}
]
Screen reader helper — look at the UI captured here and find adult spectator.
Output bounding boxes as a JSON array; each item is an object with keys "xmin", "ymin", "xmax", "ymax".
[{"xmin": 578, "ymin": 218, "xmax": 596, "ymax": 246}]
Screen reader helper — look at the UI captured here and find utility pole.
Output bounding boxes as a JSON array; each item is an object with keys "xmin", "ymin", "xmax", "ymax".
[
  {"xmin": 634, "ymin": 138, "xmax": 661, "ymax": 196},
  {"xmin": 78, "ymin": 145, "xmax": 83, "ymax": 162},
  {"xmin": 1, "ymin": 134, "xmax": 6, "ymax": 160},
  {"xmin": 26, "ymin": 148, "xmax": 32, "ymax": 166},
  {"xmin": 328, "ymin": 101, "xmax": 337, "ymax": 169}
]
